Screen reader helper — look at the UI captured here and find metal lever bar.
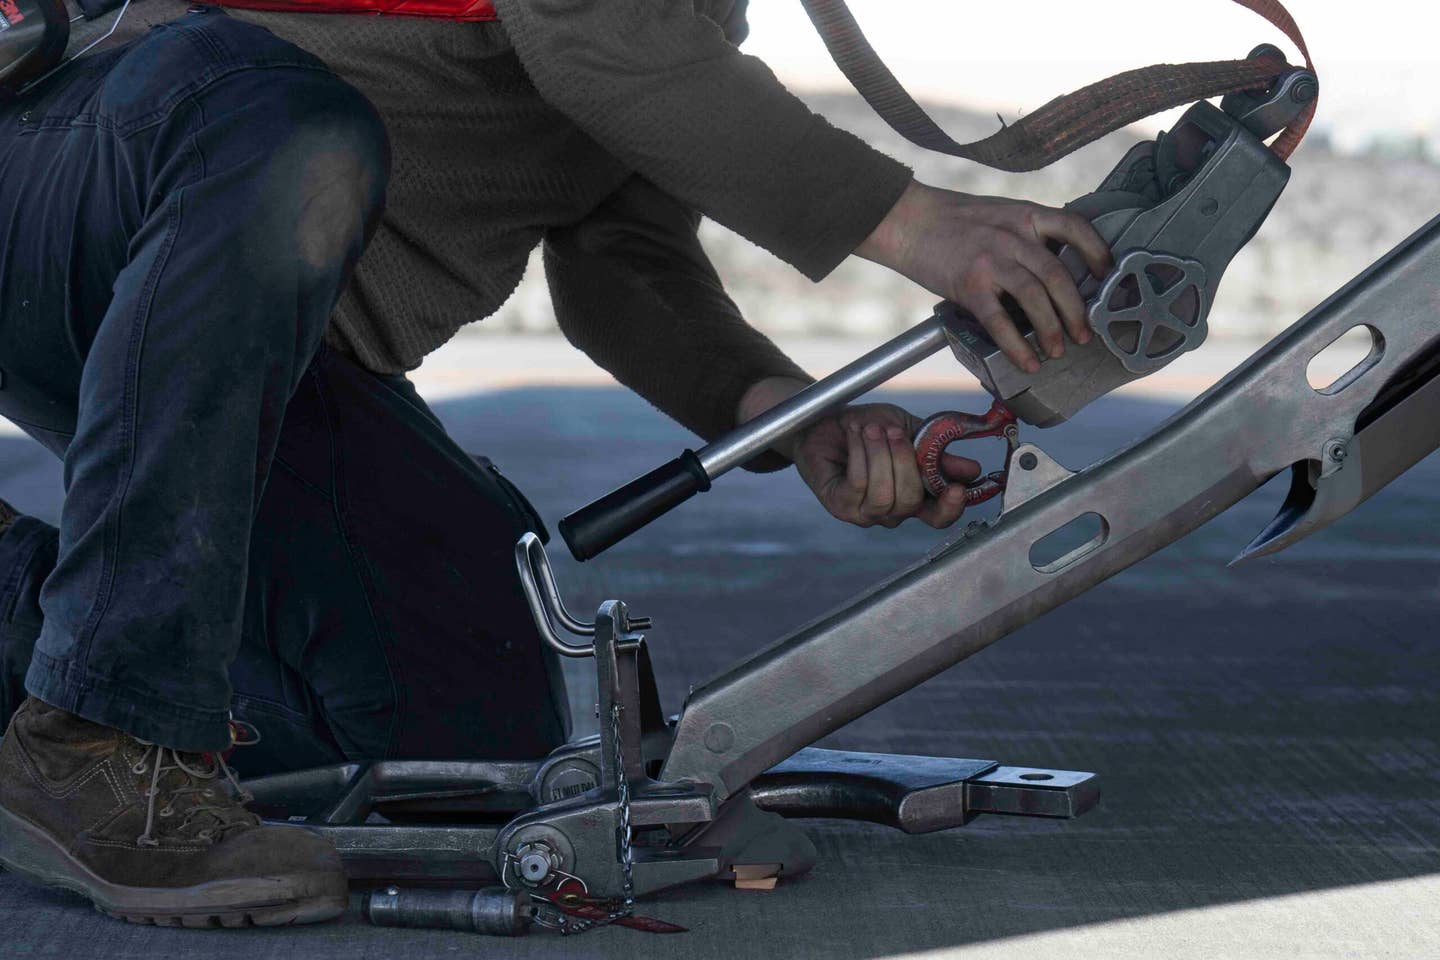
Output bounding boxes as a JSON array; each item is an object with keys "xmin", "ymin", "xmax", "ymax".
[
  {"xmin": 559, "ymin": 317, "xmax": 950, "ymax": 560},
  {"xmin": 697, "ymin": 317, "xmax": 950, "ymax": 476},
  {"xmin": 521, "ymin": 533, "xmax": 594, "ymax": 636}
]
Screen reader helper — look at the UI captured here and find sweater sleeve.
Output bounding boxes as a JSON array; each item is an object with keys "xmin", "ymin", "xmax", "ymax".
[
  {"xmin": 494, "ymin": 0, "xmax": 912, "ymax": 282},
  {"xmin": 544, "ymin": 176, "xmax": 812, "ymax": 473}
]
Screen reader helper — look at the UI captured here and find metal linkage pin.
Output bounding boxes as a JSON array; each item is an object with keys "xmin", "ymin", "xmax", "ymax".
[{"xmin": 364, "ymin": 885, "xmax": 535, "ymax": 936}]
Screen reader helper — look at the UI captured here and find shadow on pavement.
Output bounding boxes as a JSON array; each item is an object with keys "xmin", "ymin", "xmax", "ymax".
[{"xmin": 2, "ymin": 385, "xmax": 1438, "ymax": 958}]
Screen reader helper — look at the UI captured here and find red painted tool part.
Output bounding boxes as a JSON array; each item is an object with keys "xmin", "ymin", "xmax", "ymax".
[{"xmin": 913, "ymin": 400, "xmax": 1020, "ymax": 505}]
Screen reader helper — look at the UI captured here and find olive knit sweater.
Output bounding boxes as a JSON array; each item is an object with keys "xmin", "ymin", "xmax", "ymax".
[{"xmin": 110, "ymin": 0, "xmax": 914, "ymax": 464}]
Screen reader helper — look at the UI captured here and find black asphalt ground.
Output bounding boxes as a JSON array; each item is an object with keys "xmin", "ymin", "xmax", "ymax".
[{"xmin": 2, "ymin": 386, "xmax": 1438, "ymax": 959}]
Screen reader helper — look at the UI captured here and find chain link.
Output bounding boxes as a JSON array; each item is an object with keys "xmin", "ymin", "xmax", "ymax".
[
  {"xmin": 543, "ymin": 703, "xmax": 634, "ymax": 936},
  {"xmin": 515, "ymin": 700, "xmax": 638, "ymax": 936},
  {"xmin": 610, "ymin": 701, "xmax": 636, "ymax": 917}
]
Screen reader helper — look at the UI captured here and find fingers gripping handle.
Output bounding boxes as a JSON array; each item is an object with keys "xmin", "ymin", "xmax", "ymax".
[
  {"xmin": 913, "ymin": 401, "xmax": 1020, "ymax": 505},
  {"xmin": 559, "ymin": 451, "xmax": 712, "ymax": 561}
]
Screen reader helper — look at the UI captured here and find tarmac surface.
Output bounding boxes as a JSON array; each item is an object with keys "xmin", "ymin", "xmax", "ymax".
[{"xmin": 2, "ymin": 381, "xmax": 1438, "ymax": 959}]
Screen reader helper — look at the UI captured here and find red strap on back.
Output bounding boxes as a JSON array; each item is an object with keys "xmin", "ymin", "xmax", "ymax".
[
  {"xmin": 1229, "ymin": 0, "xmax": 1315, "ymax": 159},
  {"xmin": 210, "ymin": 0, "xmax": 1314, "ymax": 169},
  {"xmin": 800, "ymin": 0, "xmax": 1316, "ymax": 170},
  {"xmin": 210, "ymin": 0, "xmax": 496, "ymax": 20}
]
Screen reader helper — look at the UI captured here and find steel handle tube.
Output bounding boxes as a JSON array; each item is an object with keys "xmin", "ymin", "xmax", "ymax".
[
  {"xmin": 697, "ymin": 316, "xmax": 949, "ymax": 476},
  {"xmin": 559, "ymin": 316, "xmax": 949, "ymax": 560}
]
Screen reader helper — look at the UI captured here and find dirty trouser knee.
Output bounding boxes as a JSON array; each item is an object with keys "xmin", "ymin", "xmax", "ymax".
[
  {"xmin": 0, "ymin": 350, "xmax": 572, "ymax": 776},
  {"xmin": 0, "ymin": 518, "xmax": 54, "ymax": 728},
  {"xmin": 228, "ymin": 350, "xmax": 572, "ymax": 776},
  {"xmin": 0, "ymin": 12, "xmax": 390, "ymax": 750}
]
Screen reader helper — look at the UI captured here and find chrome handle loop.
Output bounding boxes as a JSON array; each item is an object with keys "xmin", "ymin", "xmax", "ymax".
[
  {"xmin": 516, "ymin": 533, "xmax": 597, "ymax": 659},
  {"xmin": 516, "ymin": 533, "xmax": 653, "ymax": 658}
]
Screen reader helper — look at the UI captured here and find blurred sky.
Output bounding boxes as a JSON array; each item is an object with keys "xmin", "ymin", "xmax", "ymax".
[{"xmin": 744, "ymin": 1, "xmax": 1431, "ymax": 152}]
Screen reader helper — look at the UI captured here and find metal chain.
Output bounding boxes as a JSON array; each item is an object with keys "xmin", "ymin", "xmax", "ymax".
[
  {"xmin": 517, "ymin": 703, "xmax": 637, "ymax": 937},
  {"xmin": 554, "ymin": 913, "xmax": 600, "ymax": 936},
  {"xmin": 610, "ymin": 701, "xmax": 636, "ymax": 916}
]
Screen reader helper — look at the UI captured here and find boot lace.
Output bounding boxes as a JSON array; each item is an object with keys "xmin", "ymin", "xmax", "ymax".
[{"xmin": 131, "ymin": 720, "xmax": 262, "ymax": 847}]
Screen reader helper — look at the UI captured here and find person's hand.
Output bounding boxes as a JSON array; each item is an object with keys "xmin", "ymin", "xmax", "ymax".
[
  {"xmin": 738, "ymin": 378, "xmax": 980, "ymax": 530},
  {"xmin": 856, "ymin": 180, "xmax": 1113, "ymax": 373},
  {"xmin": 794, "ymin": 403, "xmax": 982, "ymax": 529}
]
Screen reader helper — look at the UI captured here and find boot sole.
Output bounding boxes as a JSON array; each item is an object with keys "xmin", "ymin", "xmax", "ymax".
[{"xmin": 0, "ymin": 803, "xmax": 348, "ymax": 927}]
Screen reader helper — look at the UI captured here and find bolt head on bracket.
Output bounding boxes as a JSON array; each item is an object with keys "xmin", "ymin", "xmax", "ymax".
[{"xmin": 499, "ymin": 824, "xmax": 575, "ymax": 890}]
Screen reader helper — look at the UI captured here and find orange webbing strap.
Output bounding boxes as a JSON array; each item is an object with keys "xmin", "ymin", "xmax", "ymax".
[
  {"xmin": 1230, "ymin": 0, "xmax": 1315, "ymax": 159},
  {"xmin": 799, "ymin": 0, "xmax": 1316, "ymax": 172}
]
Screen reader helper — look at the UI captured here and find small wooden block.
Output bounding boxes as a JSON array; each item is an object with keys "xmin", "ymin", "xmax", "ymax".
[
  {"xmin": 732, "ymin": 863, "xmax": 781, "ymax": 890},
  {"xmin": 732, "ymin": 863, "xmax": 781, "ymax": 880}
]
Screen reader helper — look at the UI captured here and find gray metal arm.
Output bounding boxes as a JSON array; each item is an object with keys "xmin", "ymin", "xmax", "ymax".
[{"xmin": 661, "ymin": 213, "xmax": 1440, "ymax": 798}]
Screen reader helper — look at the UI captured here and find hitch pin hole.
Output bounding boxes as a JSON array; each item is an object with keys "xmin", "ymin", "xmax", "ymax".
[
  {"xmin": 1307, "ymin": 324, "xmax": 1385, "ymax": 395},
  {"xmin": 1029, "ymin": 512, "xmax": 1109, "ymax": 574}
]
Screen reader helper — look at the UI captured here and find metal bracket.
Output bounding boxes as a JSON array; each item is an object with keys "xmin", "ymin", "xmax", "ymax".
[
  {"xmin": 1001, "ymin": 444, "xmax": 1077, "ymax": 514},
  {"xmin": 751, "ymin": 749, "xmax": 1098, "ymax": 833},
  {"xmin": 1220, "ymin": 45, "xmax": 1319, "ymax": 142},
  {"xmin": 593, "ymin": 601, "xmax": 647, "ymax": 791}
]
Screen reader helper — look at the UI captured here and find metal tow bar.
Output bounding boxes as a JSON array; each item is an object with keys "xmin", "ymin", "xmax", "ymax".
[
  {"xmin": 247, "ymin": 212, "xmax": 1440, "ymax": 903},
  {"xmin": 658, "ymin": 216, "xmax": 1440, "ymax": 803}
]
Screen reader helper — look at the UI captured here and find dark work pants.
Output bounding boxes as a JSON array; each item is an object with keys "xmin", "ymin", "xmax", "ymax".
[{"xmin": 0, "ymin": 12, "xmax": 569, "ymax": 769}]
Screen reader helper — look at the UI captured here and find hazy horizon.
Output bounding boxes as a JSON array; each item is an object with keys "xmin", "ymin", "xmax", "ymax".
[{"xmin": 744, "ymin": 1, "xmax": 1434, "ymax": 154}]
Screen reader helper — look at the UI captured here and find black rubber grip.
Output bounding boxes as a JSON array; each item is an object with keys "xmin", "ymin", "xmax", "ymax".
[{"xmin": 560, "ymin": 450, "xmax": 712, "ymax": 561}]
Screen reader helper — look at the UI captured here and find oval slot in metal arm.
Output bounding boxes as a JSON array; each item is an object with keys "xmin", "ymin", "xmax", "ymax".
[
  {"xmin": 1307, "ymin": 324, "xmax": 1385, "ymax": 395},
  {"xmin": 1029, "ymin": 513, "xmax": 1110, "ymax": 574}
]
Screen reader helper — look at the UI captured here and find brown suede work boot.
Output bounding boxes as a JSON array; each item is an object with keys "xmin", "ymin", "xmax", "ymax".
[{"xmin": 0, "ymin": 697, "xmax": 348, "ymax": 927}]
